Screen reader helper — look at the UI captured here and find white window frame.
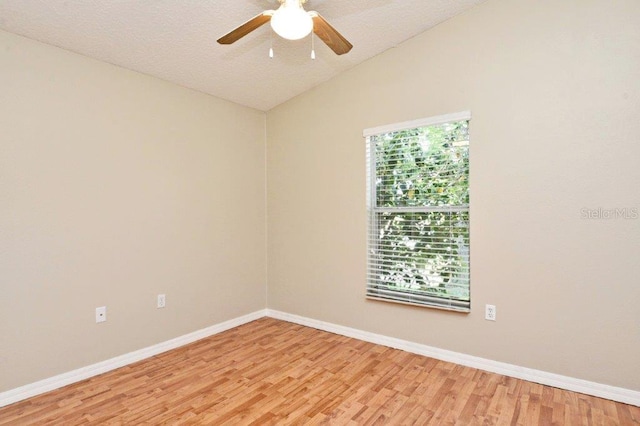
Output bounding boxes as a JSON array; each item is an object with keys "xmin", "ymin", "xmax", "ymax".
[{"xmin": 364, "ymin": 111, "xmax": 471, "ymax": 312}]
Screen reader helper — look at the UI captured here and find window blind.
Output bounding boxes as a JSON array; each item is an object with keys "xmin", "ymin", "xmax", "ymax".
[{"xmin": 365, "ymin": 112, "xmax": 471, "ymax": 312}]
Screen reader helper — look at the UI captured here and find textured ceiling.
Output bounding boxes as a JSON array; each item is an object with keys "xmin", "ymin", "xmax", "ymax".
[{"xmin": 0, "ymin": 0, "xmax": 486, "ymax": 111}]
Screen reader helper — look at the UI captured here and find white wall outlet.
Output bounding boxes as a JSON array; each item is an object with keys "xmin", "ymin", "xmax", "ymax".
[
  {"xmin": 485, "ymin": 304, "xmax": 496, "ymax": 321},
  {"xmin": 96, "ymin": 306, "xmax": 106, "ymax": 323},
  {"xmin": 157, "ymin": 294, "xmax": 166, "ymax": 309}
]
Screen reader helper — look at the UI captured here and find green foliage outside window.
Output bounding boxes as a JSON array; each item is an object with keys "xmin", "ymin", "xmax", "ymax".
[{"xmin": 369, "ymin": 120, "xmax": 470, "ymax": 304}]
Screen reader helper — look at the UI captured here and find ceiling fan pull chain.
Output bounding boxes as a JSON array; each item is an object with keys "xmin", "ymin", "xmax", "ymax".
[
  {"xmin": 311, "ymin": 32, "xmax": 316, "ymax": 60},
  {"xmin": 269, "ymin": 27, "xmax": 274, "ymax": 58}
]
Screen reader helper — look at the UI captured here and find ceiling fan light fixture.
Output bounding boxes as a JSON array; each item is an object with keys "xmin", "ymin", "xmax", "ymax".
[
  {"xmin": 270, "ymin": 0, "xmax": 313, "ymax": 41},
  {"xmin": 217, "ymin": 0, "xmax": 352, "ymax": 56}
]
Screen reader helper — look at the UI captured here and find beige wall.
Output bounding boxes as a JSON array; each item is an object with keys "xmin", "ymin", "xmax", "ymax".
[
  {"xmin": 267, "ymin": 0, "xmax": 640, "ymax": 391},
  {"xmin": 0, "ymin": 31, "xmax": 266, "ymax": 391}
]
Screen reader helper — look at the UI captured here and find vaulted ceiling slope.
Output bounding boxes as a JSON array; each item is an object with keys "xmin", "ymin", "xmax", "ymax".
[{"xmin": 0, "ymin": 0, "xmax": 486, "ymax": 111}]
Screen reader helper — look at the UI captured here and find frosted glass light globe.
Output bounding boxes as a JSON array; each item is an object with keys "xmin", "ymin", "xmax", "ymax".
[{"xmin": 270, "ymin": 0, "xmax": 313, "ymax": 40}]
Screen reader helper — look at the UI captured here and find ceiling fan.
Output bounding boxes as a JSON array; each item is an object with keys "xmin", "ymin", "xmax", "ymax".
[{"xmin": 217, "ymin": 0, "xmax": 353, "ymax": 55}]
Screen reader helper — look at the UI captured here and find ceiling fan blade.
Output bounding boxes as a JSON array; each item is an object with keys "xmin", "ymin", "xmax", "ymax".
[
  {"xmin": 310, "ymin": 12, "xmax": 353, "ymax": 55},
  {"xmin": 217, "ymin": 11, "xmax": 274, "ymax": 45}
]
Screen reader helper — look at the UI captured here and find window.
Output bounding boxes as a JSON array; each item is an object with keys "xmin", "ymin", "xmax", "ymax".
[{"xmin": 364, "ymin": 112, "xmax": 471, "ymax": 312}]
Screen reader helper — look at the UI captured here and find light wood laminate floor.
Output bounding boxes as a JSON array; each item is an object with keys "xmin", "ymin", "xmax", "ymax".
[{"xmin": 0, "ymin": 318, "xmax": 638, "ymax": 425}]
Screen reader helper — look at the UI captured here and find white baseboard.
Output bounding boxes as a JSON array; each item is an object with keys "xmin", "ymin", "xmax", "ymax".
[
  {"xmin": 3, "ymin": 308, "xmax": 638, "ymax": 409},
  {"xmin": 266, "ymin": 309, "xmax": 640, "ymax": 407},
  {"xmin": 0, "ymin": 310, "xmax": 266, "ymax": 408}
]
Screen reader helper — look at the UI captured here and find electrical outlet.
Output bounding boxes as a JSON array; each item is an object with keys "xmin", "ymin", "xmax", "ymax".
[
  {"xmin": 157, "ymin": 294, "xmax": 166, "ymax": 309},
  {"xmin": 485, "ymin": 304, "xmax": 496, "ymax": 321},
  {"xmin": 96, "ymin": 306, "xmax": 106, "ymax": 323}
]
